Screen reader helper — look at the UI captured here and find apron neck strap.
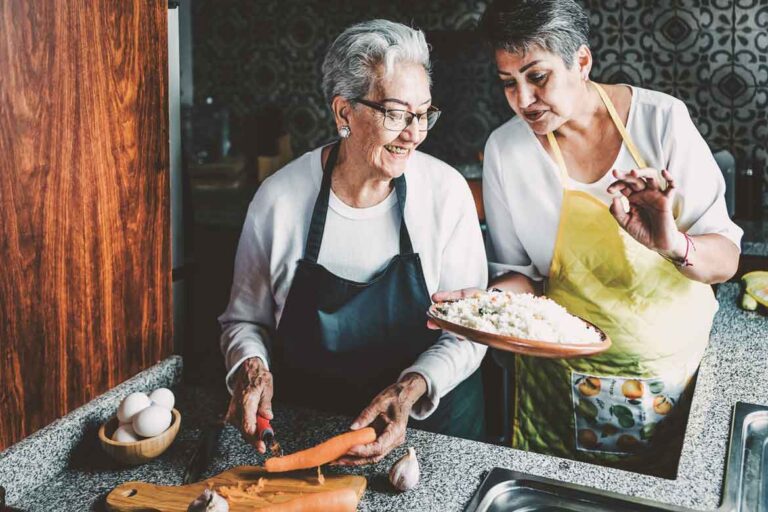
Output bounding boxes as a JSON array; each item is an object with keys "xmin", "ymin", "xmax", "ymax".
[
  {"xmin": 393, "ymin": 173, "xmax": 414, "ymax": 254},
  {"xmin": 303, "ymin": 143, "xmax": 414, "ymax": 262},
  {"xmin": 592, "ymin": 82, "xmax": 647, "ymax": 169},
  {"xmin": 547, "ymin": 82, "xmax": 647, "ymax": 189},
  {"xmin": 546, "ymin": 132, "xmax": 570, "ymax": 187}
]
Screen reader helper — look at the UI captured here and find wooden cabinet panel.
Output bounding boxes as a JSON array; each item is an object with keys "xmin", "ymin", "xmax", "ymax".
[{"xmin": 0, "ymin": 0, "xmax": 172, "ymax": 450}]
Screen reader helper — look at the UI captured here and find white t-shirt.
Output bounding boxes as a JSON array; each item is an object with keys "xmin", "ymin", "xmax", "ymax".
[
  {"xmin": 219, "ymin": 145, "xmax": 488, "ymax": 418},
  {"xmin": 483, "ymin": 85, "xmax": 743, "ymax": 281}
]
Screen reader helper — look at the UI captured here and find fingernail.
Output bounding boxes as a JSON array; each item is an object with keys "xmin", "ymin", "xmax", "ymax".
[{"xmin": 350, "ymin": 422, "xmax": 359, "ymax": 430}]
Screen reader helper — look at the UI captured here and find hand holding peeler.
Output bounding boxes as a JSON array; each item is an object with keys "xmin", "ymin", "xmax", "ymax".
[{"xmin": 256, "ymin": 414, "xmax": 282, "ymax": 455}]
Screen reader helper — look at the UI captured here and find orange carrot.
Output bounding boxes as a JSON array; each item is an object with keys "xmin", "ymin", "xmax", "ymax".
[
  {"xmin": 264, "ymin": 427, "xmax": 376, "ymax": 472},
  {"xmin": 260, "ymin": 488, "xmax": 359, "ymax": 512}
]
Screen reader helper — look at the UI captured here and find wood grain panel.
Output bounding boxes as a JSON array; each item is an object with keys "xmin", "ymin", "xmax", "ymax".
[{"xmin": 0, "ymin": 0, "xmax": 172, "ymax": 450}]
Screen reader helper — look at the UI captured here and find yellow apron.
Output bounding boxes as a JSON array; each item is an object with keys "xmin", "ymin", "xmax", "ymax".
[{"xmin": 512, "ymin": 83, "xmax": 718, "ymax": 477}]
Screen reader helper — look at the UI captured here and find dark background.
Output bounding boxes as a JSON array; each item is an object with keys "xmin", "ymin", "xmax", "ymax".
[{"xmin": 192, "ymin": 0, "xmax": 767, "ymax": 167}]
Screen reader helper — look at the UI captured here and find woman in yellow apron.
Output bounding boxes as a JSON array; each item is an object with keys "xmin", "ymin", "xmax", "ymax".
[{"xmin": 433, "ymin": 0, "xmax": 742, "ymax": 477}]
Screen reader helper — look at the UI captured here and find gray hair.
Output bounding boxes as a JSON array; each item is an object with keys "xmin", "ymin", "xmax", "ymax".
[
  {"xmin": 321, "ymin": 19, "xmax": 432, "ymax": 107},
  {"xmin": 480, "ymin": 0, "xmax": 590, "ymax": 68}
]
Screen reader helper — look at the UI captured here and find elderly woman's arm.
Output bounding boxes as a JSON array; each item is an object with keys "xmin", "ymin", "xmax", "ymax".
[
  {"xmin": 405, "ymin": 178, "xmax": 489, "ymax": 415},
  {"xmin": 218, "ymin": 200, "xmax": 277, "ymax": 453},
  {"xmin": 661, "ymin": 231, "xmax": 739, "ymax": 283},
  {"xmin": 335, "ymin": 332, "xmax": 487, "ymax": 466},
  {"xmin": 483, "ymin": 131, "xmax": 547, "ymax": 295},
  {"xmin": 491, "ymin": 271, "xmax": 543, "ymax": 294},
  {"xmin": 607, "ymin": 99, "xmax": 742, "ymax": 284},
  {"xmin": 431, "ymin": 269, "xmax": 541, "ymax": 299},
  {"xmin": 430, "ymin": 136, "xmax": 545, "ymax": 304},
  {"xmin": 338, "ymin": 178, "xmax": 488, "ymax": 466},
  {"xmin": 608, "ymin": 168, "xmax": 740, "ymax": 284}
]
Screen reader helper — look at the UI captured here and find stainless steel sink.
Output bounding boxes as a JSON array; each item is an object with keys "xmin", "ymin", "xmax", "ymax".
[
  {"xmin": 720, "ymin": 402, "xmax": 768, "ymax": 512},
  {"xmin": 465, "ymin": 402, "xmax": 768, "ymax": 512},
  {"xmin": 463, "ymin": 467, "xmax": 688, "ymax": 511}
]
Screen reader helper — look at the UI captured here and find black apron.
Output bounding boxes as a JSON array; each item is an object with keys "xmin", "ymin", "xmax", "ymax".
[{"xmin": 274, "ymin": 143, "xmax": 485, "ymax": 441}]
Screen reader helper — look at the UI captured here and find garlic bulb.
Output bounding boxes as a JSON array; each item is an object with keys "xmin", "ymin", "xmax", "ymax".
[
  {"xmin": 388, "ymin": 446, "xmax": 420, "ymax": 491},
  {"xmin": 187, "ymin": 489, "xmax": 229, "ymax": 512}
]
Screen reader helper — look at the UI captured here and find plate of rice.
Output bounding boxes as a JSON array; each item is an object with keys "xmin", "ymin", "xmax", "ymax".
[{"xmin": 428, "ymin": 290, "xmax": 611, "ymax": 358}]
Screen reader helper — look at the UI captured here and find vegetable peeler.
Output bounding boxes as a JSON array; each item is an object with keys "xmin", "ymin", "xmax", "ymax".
[{"xmin": 257, "ymin": 415, "xmax": 282, "ymax": 455}]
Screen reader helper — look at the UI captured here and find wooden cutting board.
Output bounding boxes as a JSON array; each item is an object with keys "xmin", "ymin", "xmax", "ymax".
[{"xmin": 106, "ymin": 465, "xmax": 367, "ymax": 511}]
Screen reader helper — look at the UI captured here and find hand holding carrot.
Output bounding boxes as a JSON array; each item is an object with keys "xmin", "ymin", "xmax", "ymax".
[
  {"xmin": 335, "ymin": 373, "xmax": 427, "ymax": 466},
  {"xmin": 226, "ymin": 356, "xmax": 274, "ymax": 454},
  {"xmin": 264, "ymin": 427, "xmax": 376, "ymax": 472}
]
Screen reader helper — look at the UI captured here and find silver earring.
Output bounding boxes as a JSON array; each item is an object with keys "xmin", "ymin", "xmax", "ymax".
[{"xmin": 338, "ymin": 125, "xmax": 351, "ymax": 139}]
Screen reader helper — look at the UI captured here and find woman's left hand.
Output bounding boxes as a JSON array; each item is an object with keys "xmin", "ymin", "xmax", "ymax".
[
  {"xmin": 334, "ymin": 373, "xmax": 427, "ymax": 466},
  {"xmin": 607, "ymin": 168, "xmax": 682, "ymax": 254}
]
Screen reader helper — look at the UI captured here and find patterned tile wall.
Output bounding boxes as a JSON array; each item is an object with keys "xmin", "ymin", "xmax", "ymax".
[{"xmin": 193, "ymin": 0, "xmax": 767, "ymax": 168}]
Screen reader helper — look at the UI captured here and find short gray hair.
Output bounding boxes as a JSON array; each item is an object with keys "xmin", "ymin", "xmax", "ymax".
[
  {"xmin": 321, "ymin": 19, "xmax": 432, "ymax": 107},
  {"xmin": 480, "ymin": 0, "xmax": 590, "ymax": 68}
]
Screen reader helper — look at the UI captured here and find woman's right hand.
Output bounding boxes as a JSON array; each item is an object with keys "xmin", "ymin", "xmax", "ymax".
[
  {"xmin": 226, "ymin": 356, "xmax": 274, "ymax": 453},
  {"xmin": 427, "ymin": 288, "xmax": 485, "ymax": 329}
]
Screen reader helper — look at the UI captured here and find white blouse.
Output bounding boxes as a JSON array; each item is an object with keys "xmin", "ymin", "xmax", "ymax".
[{"xmin": 483, "ymin": 85, "xmax": 743, "ymax": 281}]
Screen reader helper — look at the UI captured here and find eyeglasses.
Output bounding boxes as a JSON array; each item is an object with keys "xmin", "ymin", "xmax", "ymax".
[{"xmin": 353, "ymin": 98, "xmax": 441, "ymax": 132}]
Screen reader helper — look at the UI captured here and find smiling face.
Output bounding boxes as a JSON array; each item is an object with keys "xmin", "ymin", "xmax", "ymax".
[
  {"xmin": 342, "ymin": 61, "xmax": 432, "ymax": 179},
  {"xmin": 495, "ymin": 45, "xmax": 592, "ymax": 135}
]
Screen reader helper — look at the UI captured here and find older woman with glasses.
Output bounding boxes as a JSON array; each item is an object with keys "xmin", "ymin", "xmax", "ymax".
[{"xmin": 219, "ymin": 19, "xmax": 488, "ymax": 465}]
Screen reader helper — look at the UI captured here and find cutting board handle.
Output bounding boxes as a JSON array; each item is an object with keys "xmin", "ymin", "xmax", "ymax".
[{"xmin": 108, "ymin": 481, "xmax": 209, "ymax": 511}]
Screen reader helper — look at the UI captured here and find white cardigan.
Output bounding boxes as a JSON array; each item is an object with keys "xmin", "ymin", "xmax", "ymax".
[{"xmin": 219, "ymin": 145, "xmax": 488, "ymax": 418}]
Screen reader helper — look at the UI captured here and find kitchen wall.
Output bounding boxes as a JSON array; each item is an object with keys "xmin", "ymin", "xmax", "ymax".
[
  {"xmin": 193, "ymin": 0, "xmax": 767, "ymax": 167},
  {"xmin": 0, "ymin": 0, "xmax": 173, "ymax": 450}
]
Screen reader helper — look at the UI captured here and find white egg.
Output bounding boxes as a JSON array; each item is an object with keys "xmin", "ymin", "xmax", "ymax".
[
  {"xmin": 117, "ymin": 392, "xmax": 152, "ymax": 423},
  {"xmin": 132, "ymin": 404, "xmax": 172, "ymax": 437},
  {"xmin": 113, "ymin": 423, "xmax": 141, "ymax": 443},
  {"xmin": 149, "ymin": 387, "xmax": 175, "ymax": 410}
]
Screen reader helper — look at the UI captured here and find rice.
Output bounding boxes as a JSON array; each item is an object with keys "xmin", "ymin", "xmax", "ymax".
[{"xmin": 433, "ymin": 291, "xmax": 601, "ymax": 344}]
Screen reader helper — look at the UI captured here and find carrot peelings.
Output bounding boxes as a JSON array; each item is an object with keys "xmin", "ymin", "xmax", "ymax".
[
  {"xmin": 259, "ymin": 488, "xmax": 359, "ymax": 512},
  {"xmin": 264, "ymin": 427, "xmax": 376, "ymax": 472}
]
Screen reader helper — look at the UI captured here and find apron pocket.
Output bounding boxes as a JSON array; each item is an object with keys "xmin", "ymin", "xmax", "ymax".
[{"xmin": 570, "ymin": 371, "xmax": 688, "ymax": 455}]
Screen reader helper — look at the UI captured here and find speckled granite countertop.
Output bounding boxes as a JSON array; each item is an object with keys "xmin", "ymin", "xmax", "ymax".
[
  {"xmin": 0, "ymin": 356, "xmax": 184, "ymax": 508},
  {"xmin": 2, "ymin": 283, "xmax": 767, "ymax": 512}
]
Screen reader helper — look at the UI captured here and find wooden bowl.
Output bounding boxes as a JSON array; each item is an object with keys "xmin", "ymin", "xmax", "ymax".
[
  {"xmin": 99, "ymin": 408, "xmax": 181, "ymax": 465},
  {"xmin": 428, "ymin": 304, "xmax": 611, "ymax": 359}
]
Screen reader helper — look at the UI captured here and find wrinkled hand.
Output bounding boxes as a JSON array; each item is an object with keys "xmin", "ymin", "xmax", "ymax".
[
  {"xmin": 427, "ymin": 287, "xmax": 485, "ymax": 329},
  {"xmin": 607, "ymin": 168, "xmax": 682, "ymax": 254},
  {"xmin": 226, "ymin": 357, "xmax": 274, "ymax": 454},
  {"xmin": 334, "ymin": 373, "xmax": 427, "ymax": 466}
]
